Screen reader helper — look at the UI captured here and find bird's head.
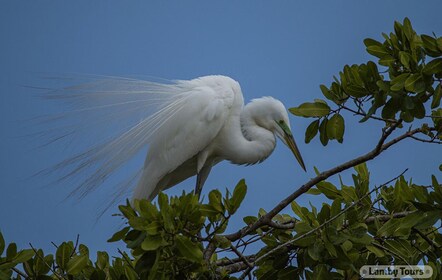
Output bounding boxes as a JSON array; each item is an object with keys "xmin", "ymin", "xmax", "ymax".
[{"xmin": 252, "ymin": 97, "xmax": 306, "ymax": 171}]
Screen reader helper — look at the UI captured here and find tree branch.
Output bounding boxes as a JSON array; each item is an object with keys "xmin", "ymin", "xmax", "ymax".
[
  {"xmin": 224, "ymin": 121, "xmax": 419, "ymax": 243},
  {"xmin": 365, "ymin": 210, "xmax": 416, "ymax": 223}
]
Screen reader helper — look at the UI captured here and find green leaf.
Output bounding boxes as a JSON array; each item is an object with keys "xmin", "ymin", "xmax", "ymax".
[
  {"xmin": 366, "ymin": 45, "xmax": 390, "ymax": 58},
  {"xmin": 13, "ymin": 249, "xmax": 35, "ymax": 264},
  {"xmin": 326, "ymin": 113, "xmax": 345, "ymax": 142},
  {"xmin": 404, "ymin": 73, "xmax": 425, "ymax": 93},
  {"xmin": 200, "ymin": 204, "xmax": 219, "ymax": 218},
  {"xmin": 141, "ymin": 235, "xmax": 168, "ymax": 251},
  {"xmin": 277, "ymin": 266, "xmax": 298, "ymax": 279},
  {"xmin": 390, "ymin": 73, "xmax": 410, "ymax": 91},
  {"xmin": 423, "ymin": 58, "xmax": 442, "ymax": 75},
  {"xmin": 213, "ymin": 235, "xmax": 231, "ymax": 249},
  {"xmin": 432, "ymin": 84, "xmax": 441, "ymax": 109},
  {"xmin": 306, "ymin": 187, "xmax": 321, "ymax": 195},
  {"xmin": 319, "ymin": 118, "xmax": 329, "ymax": 146},
  {"xmin": 243, "ymin": 216, "xmax": 258, "ymax": 225},
  {"xmin": 316, "ymin": 181, "xmax": 341, "ymax": 199},
  {"xmin": 56, "ymin": 242, "xmax": 74, "ymax": 270},
  {"xmin": 289, "ymin": 102, "xmax": 330, "ymax": 118},
  {"xmin": 345, "ymin": 84, "xmax": 369, "ymax": 98},
  {"xmin": 95, "ymin": 251, "xmax": 109, "ymax": 270},
  {"xmin": 379, "ymin": 55, "xmax": 396, "ymax": 66},
  {"xmin": 399, "ymin": 51, "xmax": 412, "ymax": 69},
  {"xmin": 175, "ymin": 235, "xmax": 203, "ymax": 263},
  {"xmin": 6, "ymin": 243, "xmax": 17, "ymax": 260},
  {"xmin": 124, "ymin": 266, "xmax": 139, "ymax": 280},
  {"xmin": 308, "ymin": 242, "xmax": 324, "ymax": 261},
  {"xmin": 291, "ymin": 201, "xmax": 307, "ymax": 221},
  {"xmin": 229, "ymin": 179, "xmax": 247, "ymax": 214},
  {"xmin": 312, "ymin": 264, "xmax": 331, "ymax": 279},
  {"xmin": 320, "ymin": 85, "xmax": 336, "ymax": 102},
  {"xmin": 107, "ymin": 226, "xmax": 130, "ymax": 243},
  {"xmin": 66, "ymin": 254, "xmax": 88, "ymax": 275},
  {"xmin": 208, "ymin": 189, "xmax": 223, "ymax": 213},
  {"xmin": 0, "ymin": 232, "xmax": 4, "ymax": 256},
  {"xmin": 366, "ymin": 245, "xmax": 385, "ymax": 257},
  {"xmin": 363, "ymin": 38, "xmax": 383, "ymax": 48},
  {"xmin": 305, "ymin": 119, "xmax": 319, "ymax": 143}
]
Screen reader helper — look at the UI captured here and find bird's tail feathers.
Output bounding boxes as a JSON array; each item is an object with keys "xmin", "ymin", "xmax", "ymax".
[{"xmin": 32, "ymin": 75, "xmax": 193, "ymax": 206}]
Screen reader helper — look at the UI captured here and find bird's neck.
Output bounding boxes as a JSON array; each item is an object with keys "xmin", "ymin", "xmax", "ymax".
[{"xmin": 224, "ymin": 106, "xmax": 276, "ymax": 165}]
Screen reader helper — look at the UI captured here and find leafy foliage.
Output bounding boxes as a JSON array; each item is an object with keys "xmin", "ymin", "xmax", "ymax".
[
  {"xmin": 1, "ymin": 18, "xmax": 441, "ymax": 279},
  {"xmin": 291, "ymin": 18, "xmax": 442, "ymax": 146}
]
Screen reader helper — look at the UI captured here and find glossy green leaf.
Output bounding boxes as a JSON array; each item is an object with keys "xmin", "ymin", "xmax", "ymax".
[
  {"xmin": 399, "ymin": 51, "xmax": 412, "ymax": 69},
  {"xmin": 326, "ymin": 113, "xmax": 345, "ymax": 142},
  {"xmin": 124, "ymin": 266, "xmax": 139, "ymax": 280},
  {"xmin": 6, "ymin": 243, "xmax": 17, "ymax": 260},
  {"xmin": 366, "ymin": 45, "xmax": 390, "ymax": 58},
  {"xmin": 305, "ymin": 119, "xmax": 319, "ymax": 143},
  {"xmin": 423, "ymin": 58, "xmax": 442, "ymax": 75},
  {"xmin": 363, "ymin": 38, "xmax": 383, "ymax": 48},
  {"xmin": 379, "ymin": 55, "xmax": 396, "ymax": 66},
  {"xmin": 208, "ymin": 189, "xmax": 223, "ymax": 213},
  {"xmin": 96, "ymin": 251, "xmax": 109, "ymax": 270},
  {"xmin": 390, "ymin": 73, "xmax": 410, "ymax": 91},
  {"xmin": 200, "ymin": 204, "xmax": 219, "ymax": 218},
  {"xmin": 320, "ymin": 85, "xmax": 336, "ymax": 102},
  {"xmin": 141, "ymin": 235, "xmax": 168, "ymax": 251},
  {"xmin": 56, "ymin": 242, "xmax": 74, "ymax": 270},
  {"xmin": 277, "ymin": 266, "xmax": 298, "ymax": 279},
  {"xmin": 308, "ymin": 242, "xmax": 324, "ymax": 261},
  {"xmin": 319, "ymin": 117, "xmax": 329, "ymax": 146},
  {"xmin": 316, "ymin": 181, "xmax": 341, "ymax": 199},
  {"xmin": 13, "ymin": 249, "xmax": 35, "ymax": 264},
  {"xmin": 0, "ymin": 232, "xmax": 4, "ymax": 256},
  {"xmin": 107, "ymin": 226, "xmax": 130, "ymax": 242},
  {"xmin": 345, "ymin": 84, "xmax": 369, "ymax": 98},
  {"xmin": 411, "ymin": 102, "xmax": 425, "ymax": 120},
  {"xmin": 175, "ymin": 235, "xmax": 203, "ymax": 263},
  {"xmin": 66, "ymin": 254, "xmax": 88, "ymax": 275},
  {"xmin": 291, "ymin": 201, "xmax": 307, "ymax": 221},
  {"xmin": 432, "ymin": 84, "xmax": 441, "ymax": 109},
  {"xmin": 229, "ymin": 179, "xmax": 247, "ymax": 214},
  {"xmin": 404, "ymin": 73, "xmax": 425, "ymax": 93},
  {"xmin": 366, "ymin": 245, "xmax": 385, "ymax": 257},
  {"xmin": 289, "ymin": 102, "xmax": 330, "ymax": 118}
]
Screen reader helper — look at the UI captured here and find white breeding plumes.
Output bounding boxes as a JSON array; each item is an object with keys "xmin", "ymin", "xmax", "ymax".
[{"xmin": 41, "ymin": 75, "xmax": 305, "ymax": 203}]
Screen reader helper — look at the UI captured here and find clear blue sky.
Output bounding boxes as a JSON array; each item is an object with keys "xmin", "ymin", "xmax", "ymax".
[{"xmin": 1, "ymin": 1, "xmax": 441, "ymax": 256}]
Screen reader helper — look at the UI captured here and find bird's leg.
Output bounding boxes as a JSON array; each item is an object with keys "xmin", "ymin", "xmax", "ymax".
[
  {"xmin": 195, "ymin": 174, "xmax": 204, "ymax": 198},
  {"xmin": 194, "ymin": 165, "xmax": 212, "ymax": 199}
]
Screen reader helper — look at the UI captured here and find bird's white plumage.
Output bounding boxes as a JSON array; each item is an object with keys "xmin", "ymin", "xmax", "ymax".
[
  {"xmin": 40, "ymin": 74, "xmax": 305, "ymax": 204},
  {"xmin": 134, "ymin": 76, "xmax": 240, "ymax": 199}
]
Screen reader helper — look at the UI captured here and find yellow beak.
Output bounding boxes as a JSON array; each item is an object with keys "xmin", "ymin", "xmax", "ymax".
[{"xmin": 284, "ymin": 133, "xmax": 306, "ymax": 172}]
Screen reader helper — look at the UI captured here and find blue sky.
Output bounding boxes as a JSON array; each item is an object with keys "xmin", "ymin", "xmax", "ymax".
[{"xmin": 1, "ymin": 1, "xmax": 441, "ymax": 256}]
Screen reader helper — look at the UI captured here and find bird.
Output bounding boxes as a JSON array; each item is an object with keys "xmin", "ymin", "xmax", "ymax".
[{"xmin": 43, "ymin": 75, "xmax": 306, "ymax": 202}]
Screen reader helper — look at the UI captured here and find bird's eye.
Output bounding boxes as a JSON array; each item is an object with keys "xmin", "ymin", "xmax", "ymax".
[{"xmin": 278, "ymin": 120, "xmax": 284, "ymax": 125}]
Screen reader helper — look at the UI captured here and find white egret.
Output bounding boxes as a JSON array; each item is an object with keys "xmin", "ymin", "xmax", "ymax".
[{"xmin": 44, "ymin": 75, "xmax": 305, "ymax": 202}]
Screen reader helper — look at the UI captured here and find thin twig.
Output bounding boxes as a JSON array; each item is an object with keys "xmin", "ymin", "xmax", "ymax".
[
  {"xmin": 409, "ymin": 135, "xmax": 442, "ymax": 144},
  {"xmin": 12, "ymin": 267, "xmax": 27, "ymax": 279},
  {"xmin": 413, "ymin": 228, "xmax": 441, "ymax": 249},
  {"xmin": 372, "ymin": 242, "xmax": 411, "ymax": 266},
  {"xmin": 29, "ymin": 243, "xmax": 66, "ymax": 280},
  {"xmin": 365, "ymin": 210, "xmax": 416, "ymax": 223},
  {"xmin": 341, "ymin": 105, "xmax": 398, "ymax": 123},
  {"xmin": 118, "ymin": 248, "xmax": 136, "ymax": 270},
  {"xmin": 230, "ymin": 244, "xmax": 253, "ymax": 269}
]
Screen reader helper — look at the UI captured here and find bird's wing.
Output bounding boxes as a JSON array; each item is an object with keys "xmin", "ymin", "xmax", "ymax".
[
  {"xmin": 134, "ymin": 77, "xmax": 239, "ymax": 200},
  {"xmin": 37, "ymin": 75, "xmax": 238, "ymax": 202}
]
